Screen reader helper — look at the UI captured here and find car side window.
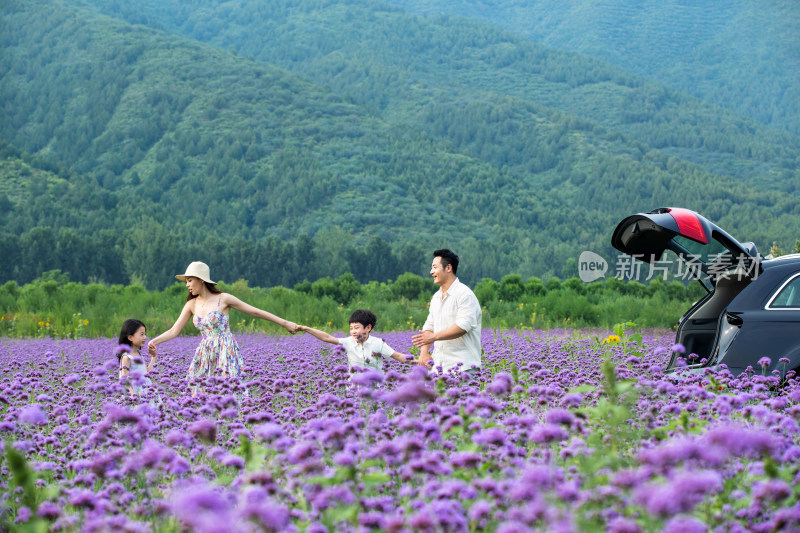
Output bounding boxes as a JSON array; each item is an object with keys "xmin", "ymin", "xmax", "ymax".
[{"xmin": 767, "ymin": 274, "xmax": 800, "ymax": 309}]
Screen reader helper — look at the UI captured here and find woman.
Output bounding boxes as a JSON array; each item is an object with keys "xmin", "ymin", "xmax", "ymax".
[{"xmin": 148, "ymin": 262, "xmax": 299, "ymax": 387}]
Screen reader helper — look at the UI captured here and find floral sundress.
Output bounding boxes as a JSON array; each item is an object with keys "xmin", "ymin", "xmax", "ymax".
[{"xmin": 187, "ymin": 299, "xmax": 244, "ymax": 380}]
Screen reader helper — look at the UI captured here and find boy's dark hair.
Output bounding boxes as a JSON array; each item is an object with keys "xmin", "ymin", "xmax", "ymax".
[
  {"xmin": 433, "ymin": 249, "xmax": 459, "ymax": 274},
  {"xmin": 349, "ymin": 309, "xmax": 377, "ymax": 330},
  {"xmin": 117, "ymin": 319, "xmax": 146, "ymax": 360}
]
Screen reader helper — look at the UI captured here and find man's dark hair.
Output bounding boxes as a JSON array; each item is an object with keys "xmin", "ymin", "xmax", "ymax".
[
  {"xmin": 349, "ymin": 309, "xmax": 377, "ymax": 330},
  {"xmin": 433, "ymin": 249, "xmax": 459, "ymax": 275}
]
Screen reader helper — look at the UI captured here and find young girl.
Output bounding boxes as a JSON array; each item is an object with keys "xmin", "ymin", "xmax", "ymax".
[{"xmin": 117, "ymin": 318, "xmax": 155, "ymax": 398}]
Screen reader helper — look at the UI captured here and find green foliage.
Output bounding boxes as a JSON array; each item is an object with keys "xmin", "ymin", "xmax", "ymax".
[
  {"xmin": 499, "ymin": 274, "xmax": 524, "ymax": 301},
  {"xmin": 3, "ymin": 442, "xmax": 53, "ymax": 532},
  {"xmin": 390, "ymin": 273, "xmax": 434, "ymax": 301},
  {"xmin": 474, "ymin": 278, "xmax": 500, "ymax": 303},
  {"xmin": 389, "ymin": 0, "xmax": 800, "ymax": 136},
  {"xmin": 1, "ymin": 0, "xmax": 799, "ymax": 290},
  {"xmin": 545, "ymin": 277, "xmax": 562, "ymax": 291},
  {"xmin": 0, "ymin": 273, "xmax": 700, "ymax": 337}
]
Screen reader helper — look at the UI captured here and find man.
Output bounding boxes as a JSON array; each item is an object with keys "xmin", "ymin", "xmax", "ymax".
[{"xmin": 412, "ymin": 249, "xmax": 482, "ymax": 372}]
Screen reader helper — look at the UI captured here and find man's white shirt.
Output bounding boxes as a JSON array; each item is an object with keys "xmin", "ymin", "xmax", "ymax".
[{"xmin": 422, "ymin": 278, "xmax": 482, "ymax": 372}]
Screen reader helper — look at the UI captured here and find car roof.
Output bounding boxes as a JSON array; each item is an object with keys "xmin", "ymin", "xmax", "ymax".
[
  {"xmin": 761, "ymin": 253, "xmax": 800, "ymax": 266},
  {"xmin": 728, "ymin": 256, "xmax": 800, "ymax": 310}
]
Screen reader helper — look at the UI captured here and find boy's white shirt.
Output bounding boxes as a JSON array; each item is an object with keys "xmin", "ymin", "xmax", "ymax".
[{"xmin": 338, "ymin": 335, "xmax": 395, "ymax": 372}]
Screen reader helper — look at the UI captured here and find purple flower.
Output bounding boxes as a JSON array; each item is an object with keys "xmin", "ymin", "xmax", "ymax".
[
  {"xmin": 634, "ymin": 470, "xmax": 722, "ymax": 517},
  {"xmin": 560, "ymin": 392, "xmax": 583, "ymax": 408},
  {"xmin": 752, "ymin": 479, "xmax": 791, "ymax": 502},
  {"xmin": 68, "ymin": 488, "xmax": 100, "ymax": 509},
  {"xmin": 62, "ymin": 373, "xmax": 82, "ymax": 385},
  {"xmin": 704, "ymin": 424, "xmax": 779, "ymax": 458},
  {"xmin": 164, "ymin": 429, "xmax": 192, "ymax": 447},
  {"xmin": 545, "ymin": 408, "xmax": 575, "ymax": 427},
  {"xmin": 487, "ymin": 371, "xmax": 514, "ymax": 396},
  {"xmin": 638, "ymin": 436, "xmax": 723, "ymax": 469},
  {"xmin": 450, "ymin": 451, "xmax": 482, "ymax": 469},
  {"xmin": 662, "ymin": 516, "xmax": 707, "ymax": 533},
  {"xmin": 607, "ymin": 517, "xmax": 642, "ymax": 533},
  {"xmin": 172, "ymin": 483, "xmax": 235, "ymax": 533},
  {"xmin": 758, "ymin": 357, "xmax": 772, "ymax": 368},
  {"xmin": 468, "ymin": 499, "xmax": 492, "ymax": 522},
  {"xmin": 14, "ymin": 506, "xmax": 32, "ymax": 524},
  {"xmin": 383, "ymin": 379, "xmax": 437, "ymax": 405},
  {"xmin": 529, "ymin": 423, "xmax": 569, "ymax": 444},
  {"xmin": 351, "ymin": 368, "xmax": 384, "ymax": 387},
  {"xmin": 37, "ymin": 502, "xmax": 61, "ymax": 520},
  {"xmin": 239, "ymin": 487, "xmax": 290, "ymax": 532},
  {"xmin": 472, "ymin": 427, "xmax": 508, "ymax": 447},
  {"xmin": 496, "ymin": 521, "xmax": 535, "ymax": 533},
  {"xmin": 254, "ymin": 423, "xmax": 285, "ymax": 442},
  {"xmin": 188, "ymin": 419, "xmax": 217, "ymax": 443},
  {"xmin": 671, "ymin": 343, "xmax": 686, "ymax": 354},
  {"xmin": 287, "ymin": 442, "xmax": 318, "ymax": 464},
  {"xmin": 104, "ymin": 403, "xmax": 141, "ymax": 424},
  {"xmin": 18, "ymin": 404, "xmax": 48, "ymax": 425}
]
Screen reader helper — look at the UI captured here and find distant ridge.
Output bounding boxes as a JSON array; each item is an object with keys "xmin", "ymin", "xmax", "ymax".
[
  {"xmin": 1, "ymin": 0, "xmax": 798, "ymax": 288},
  {"xmin": 383, "ymin": 0, "xmax": 800, "ymax": 136}
]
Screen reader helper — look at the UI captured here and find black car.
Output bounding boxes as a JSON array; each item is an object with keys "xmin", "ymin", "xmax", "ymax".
[{"xmin": 611, "ymin": 207, "xmax": 800, "ymax": 378}]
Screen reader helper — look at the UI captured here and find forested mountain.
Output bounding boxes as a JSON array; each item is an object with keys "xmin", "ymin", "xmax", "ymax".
[
  {"xmin": 1, "ymin": 0, "xmax": 798, "ymax": 289},
  {"xmin": 78, "ymin": 0, "xmax": 800, "ymax": 186},
  {"xmin": 385, "ymin": 0, "xmax": 800, "ymax": 136}
]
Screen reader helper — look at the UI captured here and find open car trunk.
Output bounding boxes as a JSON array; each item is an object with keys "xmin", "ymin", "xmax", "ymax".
[
  {"xmin": 672, "ymin": 268, "xmax": 752, "ymax": 367},
  {"xmin": 611, "ymin": 207, "xmax": 760, "ymax": 371}
]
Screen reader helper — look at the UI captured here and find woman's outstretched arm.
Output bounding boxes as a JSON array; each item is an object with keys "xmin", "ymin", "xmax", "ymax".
[
  {"xmin": 148, "ymin": 301, "xmax": 194, "ymax": 356},
  {"xmin": 223, "ymin": 293, "xmax": 299, "ymax": 333}
]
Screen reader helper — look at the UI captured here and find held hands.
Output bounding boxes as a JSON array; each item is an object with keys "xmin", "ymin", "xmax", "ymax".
[
  {"xmin": 284, "ymin": 321, "xmax": 301, "ymax": 334},
  {"xmin": 146, "ymin": 343, "xmax": 157, "ymax": 372}
]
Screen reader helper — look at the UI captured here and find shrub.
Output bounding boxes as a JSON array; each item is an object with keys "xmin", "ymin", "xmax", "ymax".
[
  {"xmin": 474, "ymin": 278, "xmax": 499, "ymax": 303},
  {"xmin": 499, "ymin": 274, "xmax": 524, "ymax": 301},
  {"xmin": 545, "ymin": 276, "xmax": 562, "ymax": 291},
  {"xmin": 525, "ymin": 276, "xmax": 545, "ymax": 296},
  {"xmin": 390, "ymin": 272, "xmax": 431, "ymax": 301}
]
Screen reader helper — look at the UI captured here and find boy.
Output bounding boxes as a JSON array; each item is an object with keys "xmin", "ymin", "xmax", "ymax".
[{"xmin": 300, "ymin": 309, "xmax": 415, "ymax": 373}]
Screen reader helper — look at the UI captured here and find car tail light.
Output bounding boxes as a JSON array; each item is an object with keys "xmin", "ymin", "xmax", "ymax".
[{"xmin": 668, "ymin": 207, "xmax": 708, "ymax": 244}]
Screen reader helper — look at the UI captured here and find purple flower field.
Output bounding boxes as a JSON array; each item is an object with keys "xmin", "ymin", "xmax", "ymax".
[{"xmin": 1, "ymin": 329, "xmax": 799, "ymax": 532}]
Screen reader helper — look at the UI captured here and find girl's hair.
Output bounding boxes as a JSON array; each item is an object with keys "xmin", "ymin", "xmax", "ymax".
[
  {"xmin": 186, "ymin": 281, "xmax": 222, "ymax": 302},
  {"xmin": 118, "ymin": 319, "xmax": 146, "ymax": 360}
]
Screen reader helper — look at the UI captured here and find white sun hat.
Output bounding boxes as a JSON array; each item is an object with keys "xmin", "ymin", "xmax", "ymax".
[{"xmin": 176, "ymin": 261, "xmax": 216, "ymax": 284}]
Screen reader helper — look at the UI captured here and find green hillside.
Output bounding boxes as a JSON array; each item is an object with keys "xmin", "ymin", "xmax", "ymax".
[
  {"xmin": 1, "ymin": 0, "xmax": 799, "ymax": 290},
  {"xmin": 383, "ymin": 0, "xmax": 800, "ymax": 136},
  {"xmin": 81, "ymin": 0, "xmax": 800, "ymax": 185}
]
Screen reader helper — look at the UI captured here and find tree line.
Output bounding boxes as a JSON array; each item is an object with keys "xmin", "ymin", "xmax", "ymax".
[{"xmin": 0, "ymin": 268, "xmax": 704, "ymax": 339}]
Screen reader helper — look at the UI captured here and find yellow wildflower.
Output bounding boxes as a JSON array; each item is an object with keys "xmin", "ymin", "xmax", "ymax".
[{"xmin": 603, "ymin": 334, "xmax": 621, "ymax": 345}]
